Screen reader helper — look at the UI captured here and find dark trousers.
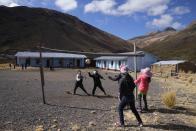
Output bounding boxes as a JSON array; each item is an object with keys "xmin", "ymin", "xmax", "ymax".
[
  {"xmin": 92, "ymin": 84, "xmax": 106, "ymax": 95},
  {"xmin": 74, "ymin": 82, "xmax": 88, "ymax": 95},
  {"xmin": 118, "ymin": 94, "xmax": 142, "ymax": 125},
  {"xmin": 138, "ymin": 94, "xmax": 148, "ymax": 110}
]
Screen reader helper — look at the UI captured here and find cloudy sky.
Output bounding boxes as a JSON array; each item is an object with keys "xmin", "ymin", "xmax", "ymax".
[{"xmin": 0, "ymin": 0, "xmax": 195, "ymax": 39}]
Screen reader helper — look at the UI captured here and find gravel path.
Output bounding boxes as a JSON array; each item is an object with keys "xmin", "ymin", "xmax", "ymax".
[{"xmin": 0, "ymin": 69, "xmax": 195, "ymax": 131}]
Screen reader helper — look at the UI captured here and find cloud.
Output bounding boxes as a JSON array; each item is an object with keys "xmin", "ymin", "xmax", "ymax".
[
  {"xmin": 146, "ymin": 14, "xmax": 184, "ymax": 29},
  {"xmin": 147, "ymin": 5, "xmax": 168, "ymax": 16},
  {"xmin": 55, "ymin": 0, "xmax": 78, "ymax": 12},
  {"xmin": 172, "ymin": 22, "xmax": 184, "ymax": 29},
  {"xmin": 84, "ymin": 0, "xmax": 118, "ymax": 15},
  {"xmin": 84, "ymin": 0, "xmax": 170, "ymax": 16},
  {"xmin": 0, "ymin": 0, "xmax": 20, "ymax": 7},
  {"xmin": 117, "ymin": 0, "xmax": 170, "ymax": 16},
  {"xmin": 150, "ymin": 14, "xmax": 173, "ymax": 28},
  {"xmin": 171, "ymin": 6, "xmax": 190, "ymax": 15}
]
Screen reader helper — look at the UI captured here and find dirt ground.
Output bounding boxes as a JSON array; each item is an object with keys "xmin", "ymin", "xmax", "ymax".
[{"xmin": 0, "ymin": 68, "xmax": 196, "ymax": 131}]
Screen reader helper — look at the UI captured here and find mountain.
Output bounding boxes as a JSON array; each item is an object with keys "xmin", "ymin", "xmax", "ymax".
[
  {"xmin": 0, "ymin": 6, "xmax": 133, "ymax": 54},
  {"xmin": 129, "ymin": 22, "xmax": 196, "ymax": 63},
  {"xmin": 128, "ymin": 27, "xmax": 177, "ymax": 48}
]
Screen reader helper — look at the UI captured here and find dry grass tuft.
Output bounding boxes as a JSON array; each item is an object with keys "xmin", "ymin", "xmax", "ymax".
[
  {"xmin": 0, "ymin": 63, "xmax": 10, "ymax": 69},
  {"xmin": 190, "ymin": 117, "xmax": 196, "ymax": 125},
  {"xmin": 71, "ymin": 124, "xmax": 81, "ymax": 131},
  {"xmin": 162, "ymin": 91, "xmax": 176, "ymax": 108},
  {"xmin": 188, "ymin": 77, "xmax": 193, "ymax": 84},
  {"xmin": 35, "ymin": 125, "xmax": 44, "ymax": 131}
]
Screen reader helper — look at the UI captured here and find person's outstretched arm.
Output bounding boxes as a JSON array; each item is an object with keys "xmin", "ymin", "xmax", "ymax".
[
  {"xmin": 98, "ymin": 74, "xmax": 105, "ymax": 80},
  {"xmin": 88, "ymin": 72, "xmax": 93, "ymax": 77},
  {"xmin": 108, "ymin": 74, "xmax": 121, "ymax": 81},
  {"xmin": 134, "ymin": 76, "xmax": 141, "ymax": 84}
]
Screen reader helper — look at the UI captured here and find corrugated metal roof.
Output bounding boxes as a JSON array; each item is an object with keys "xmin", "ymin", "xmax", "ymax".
[
  {"xmin": 153, "ymin": 60, "xmax": 186, "ymax": 65},
  {"xmin": 94, "ymin": 56, "xmax": 127, "ymax": 60},
  {"xmin": 15, "ymin": 52, "xmax": 86, "ymax": 58},
  {"xmin": 119, "ymin": 51, "xmax": 143, "ymax": 54},
  {"xmin": 94, "ymin": 51, "xmax": 144, "ymax": 60}
]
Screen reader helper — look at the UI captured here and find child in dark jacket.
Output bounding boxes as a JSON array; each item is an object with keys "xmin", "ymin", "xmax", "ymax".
[
  {"xmin": 108, "ymin": 65, "xmax": 143, "ymax": 127},
  {"xmin": 74, "ymin": 70, "xmax": 89, "ymax": 95},
  {"xmin": 88, "ymin": 70, "xmax": 107, "ymax": 96}
]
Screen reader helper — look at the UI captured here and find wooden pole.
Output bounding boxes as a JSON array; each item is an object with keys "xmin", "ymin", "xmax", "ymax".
[
  {"xmin": 134, "ymin": 42, "xmax": 138, "ymax": 99},
  {"xmin": 39, "ymin": 44, "xmax": 46, "ymax": 104}
]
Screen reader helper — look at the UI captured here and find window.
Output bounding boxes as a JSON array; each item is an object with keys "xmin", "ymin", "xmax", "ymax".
[
  {"xmin": 118, "ymin": 61, "xmax": 121, "ymax": 67},
  {"xmin": 104, "ymin": 61, "xmax": 106, "ymax": 68},
  {"xmin": 111, "ymin": 61, "xmax": 113, "ymax": 66},
  {"xmin": 36, "ymin": 59, "xmax": 40, "ymax": 65},
  {"xmin": 59, "ymin": 59, "xmax": 64, "ymax": 65}
]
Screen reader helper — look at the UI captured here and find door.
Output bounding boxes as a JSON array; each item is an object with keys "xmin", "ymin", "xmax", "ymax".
[
  {"xmin": 77, "ymin": 59, "xmax": 80, "ymax": 67},
  {"xmin": 104, "ymin": 61, "xmax": 106, "ymax": 68},
  {"xmin": 46, "ymin": 59, "xmax": 50, "ymax": 68}
]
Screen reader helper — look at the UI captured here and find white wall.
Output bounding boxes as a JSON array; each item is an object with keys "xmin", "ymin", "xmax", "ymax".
[
  {"xmin": 95, "ymin": 52, "xmax": 157, "ymax": 71},
  {"xmin": 127, "ymin": 53, "xmax": 157, "ymax": 71},
  {"xmin": 96, "ymin": 59, "xmax": 127, "ymax": 70},
  {"xmin": 16, "ymin": 57, "xmax": 85, "ymax": 68}
]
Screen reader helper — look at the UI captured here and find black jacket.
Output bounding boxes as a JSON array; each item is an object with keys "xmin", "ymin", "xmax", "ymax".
[
  {"xmin": 88, "ymin": 72, "xmax": 104, "ymax": 85},
  {"xmin": 109, "ymin": 73, "xmax": 135, "ymax": 99}
]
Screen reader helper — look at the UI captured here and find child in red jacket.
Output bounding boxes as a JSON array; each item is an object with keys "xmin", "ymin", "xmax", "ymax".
[{"xmin": 135, "ymin": 67, "xmax": 152, "ymax": 112}]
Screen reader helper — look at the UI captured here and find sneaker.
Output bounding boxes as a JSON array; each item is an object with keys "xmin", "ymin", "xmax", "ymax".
[
  {"xmin": 138, "ymin": 122, "xmax": 143, "ymax": 127},
  {"xmin": 114, "ymin": 122, "xmax": 125, "ymax": 127},
  {"xmin": 137, "ymin": 108, "xmax": 142, "ymax": 113}
]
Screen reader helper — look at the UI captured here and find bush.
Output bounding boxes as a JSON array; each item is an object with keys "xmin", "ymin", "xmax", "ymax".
[
  {"xmin": 188, "ymin": 77, "xmax": 193, "ymax": 84},
  {"xmin": 162, "ymin": 91, "xmax": 176, "ymax": 108}
]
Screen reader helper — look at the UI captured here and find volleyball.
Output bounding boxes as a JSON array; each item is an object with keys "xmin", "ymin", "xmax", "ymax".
[{"xmin": 85, "ymin": 59, "xmax": 91, "ymax": 64}]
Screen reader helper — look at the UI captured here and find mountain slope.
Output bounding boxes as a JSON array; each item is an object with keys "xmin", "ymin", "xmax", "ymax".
[
  {"xmin": 0, "ymin": 6, "xmax": 133, "ymax": 54},
  {"xmin": 143, "ymin": 22, "xmax": 196, "ymax": 63},
  {"xmin": 128, "ymin": 27, "xmax": 177, "ymax": 48}
]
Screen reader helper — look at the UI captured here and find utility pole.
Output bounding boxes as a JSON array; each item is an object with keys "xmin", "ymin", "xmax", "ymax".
[
  {"xmin": 39, "ymin": 43, "xmax": 46, "ymax": 104},
  {"xmin": 134, "ymin": 42, "xmax": 138, "ymax": 99}
]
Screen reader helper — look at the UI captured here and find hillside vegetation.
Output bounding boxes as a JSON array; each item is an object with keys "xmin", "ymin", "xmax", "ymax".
[
  {"xmin": 0, "ymin": 6, "xmax": 133, "ymax": 54},
  {"xmin": 144, "ymin": 22, "xmax": 196, "ymax": 63}
]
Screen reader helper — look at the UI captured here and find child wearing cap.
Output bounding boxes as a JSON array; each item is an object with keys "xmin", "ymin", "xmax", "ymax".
[{"xmin": 134, "ymin": 67, "xmax": 152, "ymax": 112}]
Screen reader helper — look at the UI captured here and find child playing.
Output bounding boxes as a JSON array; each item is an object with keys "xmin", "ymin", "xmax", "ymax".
[
  {"xmin": 74, "ymin": 70, "xmax": 89, "ymax": 95},
  {"xmin": 134, "ymin": 67, "xmax": 152, "ymax": 112},
  {"xmin": 88, "ymin": 70, "xmax": 107, "ymax": 96},
  {"xmin": 108, "ymin": 65, "xmax": 143, "ymax": 127}
]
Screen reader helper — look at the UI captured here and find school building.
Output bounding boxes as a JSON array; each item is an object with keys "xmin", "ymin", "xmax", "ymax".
[
  {"xmin": 15, "ymin": 51, "xmax": 87, "ymax": 68},
  {"xmin": 94, "ymin": 51, "xmax": 158, "ymax": 71}
]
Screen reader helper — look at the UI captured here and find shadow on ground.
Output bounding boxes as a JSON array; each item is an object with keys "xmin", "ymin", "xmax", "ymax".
[
  {"xmin": 148, "ymin": 106, "xmax": 196, "ymax": 116},
  {"xmin": 146, "ymin": 123, "xmax": 196, "ymax": 131},
  {"xmin": 45, "ymin": 103, "xmax": 112, "ymax": 111}
]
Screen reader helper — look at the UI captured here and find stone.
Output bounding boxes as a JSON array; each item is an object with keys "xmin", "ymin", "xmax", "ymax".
[
  {"xmin": 51, "ymin": 124, "xmax": 57, "ymax": 128},
  {"xmin": 89, "ymin": 121, "xmax": 96, "ymax": 127},
  {"xmin": 90, "ymin": 111, "xmax": 96, "ymax": 114}
]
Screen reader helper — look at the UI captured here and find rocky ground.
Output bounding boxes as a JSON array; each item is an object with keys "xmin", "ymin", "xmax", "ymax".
[{"xmin": 0, "ymin": 68, "xmax": 195, "ymax": 131}]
